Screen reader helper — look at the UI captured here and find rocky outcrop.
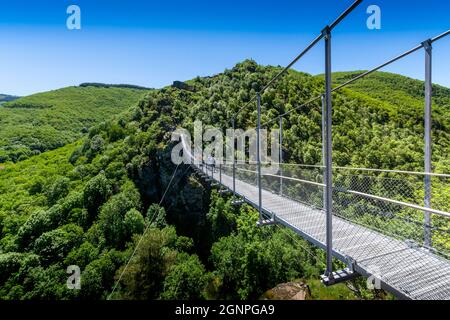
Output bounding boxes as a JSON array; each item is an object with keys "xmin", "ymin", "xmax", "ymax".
[
  {"xmin": 171, "ymin": 81, "xmax": 194, "ymax": 92},
  {"xmin": 261, "ymin": 282, "xmax": 312, "ymax": 300}
]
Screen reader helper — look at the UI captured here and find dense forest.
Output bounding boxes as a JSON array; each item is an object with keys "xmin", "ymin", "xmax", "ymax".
[
  {"xmin": 0, "ymin": 86, "xmax": 147, "ymax": 163},
  {"xmin": 0, "ymin": 60, "xmax": 448, "ymax": 300}
]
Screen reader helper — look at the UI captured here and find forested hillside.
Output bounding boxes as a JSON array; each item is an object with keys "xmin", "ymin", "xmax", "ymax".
[
  {"xmin": 0, "ymin": 60, "xmax": 448, "ymax": 300},
  {"xmin": 331, "ymin": 71, "xmax": 450, "ymax": 171},
  {"xmin": 0, "ymin": 86, "xmax": 148, "ymax": 163}
]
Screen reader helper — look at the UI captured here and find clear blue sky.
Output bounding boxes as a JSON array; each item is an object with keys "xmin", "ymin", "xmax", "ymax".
[{"xmin": 1, "ymin": 0, "xmax": 449, "ymax": 96}]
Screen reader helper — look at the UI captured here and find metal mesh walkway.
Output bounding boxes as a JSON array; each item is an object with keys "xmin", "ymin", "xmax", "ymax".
[{"xmin": 195, "ymin": 163, "xmax": 450, "ymax": 300}]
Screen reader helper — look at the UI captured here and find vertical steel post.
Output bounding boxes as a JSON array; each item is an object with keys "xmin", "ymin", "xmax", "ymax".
[
  {"xmin": 232, "ymin": 118, "xmax": 236, "ymax": 198},
  {"xmin": 423, "ymin": 39, "xmax": 432, "ymax": 248},
  {"xmin": 279, "ymin": 116, "xmax": 283, "ymax": 196},
  {"xmin": 323, "ymin": 26, "xmax": 334, "ymax": 277},
  {"xmin": 257, "ymin": 93, "xmax": 263, "ymax": 224},
  {"xmin": 321, "ymin": 94, "xmax": 326, "ymax": 210}
]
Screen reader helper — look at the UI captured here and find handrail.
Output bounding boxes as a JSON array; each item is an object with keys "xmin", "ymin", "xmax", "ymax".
[
  {"xmin": 232, "ymin": 160, "xmax": 450, "ymax": 178},
  {"xmin": 342, "ymin": 189, "xmax": 450, "ymax": 219},
  {"xmin": 223, "ymin": 165, "xmax": 323, "ymax": 187},
  {"xmin": 263, "ymin": 173, "xmax": 325, "ymax": 187},
  {"xmin": 332, "ymin": 166, "xmax": 450, "ymax": 178},
  {"xmin": 197, "ymin": 162, "xmax": 450, "ymax": 219}
]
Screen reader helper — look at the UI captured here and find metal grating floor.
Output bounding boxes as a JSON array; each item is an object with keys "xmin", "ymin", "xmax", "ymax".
[{"xmin": 197, "ymin": 165, "xmax": 450, "ymax": 300}]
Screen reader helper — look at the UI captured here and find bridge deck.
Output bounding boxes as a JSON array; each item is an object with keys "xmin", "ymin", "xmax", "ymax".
[{"xmin": 197, "ymin": 165, "xmax": 450, "ymax": 300}]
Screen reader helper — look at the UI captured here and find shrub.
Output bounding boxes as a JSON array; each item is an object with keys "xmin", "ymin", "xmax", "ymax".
[
  {"xmin": 161, "ymin": 253, "xmax": 208, "ymax": 300},
  {"xmin": 64, "ymin": 241, "xmax": 100, "ymax": 269},
  {"xmin": 17, "ymin": 210, "xmax": 53, "ymax": 249},
  {"xmin": 124, "ymin": 208, "xmax": 145, "ymax": 237},
  {"xmin": 147, "ymin": 204, "xmax": 167, "ymax": 229},
  {"xmin": 83, "ymin": 173, "xmax": 112, "ymax": 217},
  {"xmin": 0, "ymin": 252, "xmax": 40, "ymax": 286},
  {"xmin": 80, "ymin": 250, "xmax": 125, "ymax": 300},
  {"xmin": 117, "ymin": 227, "xmax": 178, "ymax": 299},
  {"xmin": 98, "ymin": 182, "xmax": 141, "ymax": 248},
  {"xmin": 33, "ymin": 224, "xmax": 84, "ymax": 264},
  {"xmin": 46, "ymin": 177, "xmax": 70, "ymax": 205},
  {"xmin": 28, "ymin": 178, "xmax": 45, "ymax": 195},
  {"xmin": 90, "ymin": 135, "xmax": 105, "ymax": 153}
]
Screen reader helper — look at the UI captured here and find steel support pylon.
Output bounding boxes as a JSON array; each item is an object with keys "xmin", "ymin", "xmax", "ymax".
[
  {"xmin": 321, "ymin": 94, "xmax": 326, "ymax": 210},
  {"xmin": 232, "ymin": 118, "xmax": 236, "ymax": 199},
  {"xmin": 323, "ymin": 26, "xmax": 334, "ymax": 278},
  {"xmin": 423, "ymin": 39, "xmax": 433, "ymax": 248},
  {"xmin": 279, "ymin": 116, "xmax": 283, "ymax": 196},
  {"xmin": 257, "ymin": 93, "xmax": 263, "ymax": 224}
]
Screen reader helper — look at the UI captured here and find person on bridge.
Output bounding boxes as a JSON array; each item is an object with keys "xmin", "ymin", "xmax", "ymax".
[
  {"xmin": 205, "ymin": 155, "xmax": 216, "ymax": 172},
  {"xmin": 211, "ymin": 155, "xmax": 216, "ymax": 173}
]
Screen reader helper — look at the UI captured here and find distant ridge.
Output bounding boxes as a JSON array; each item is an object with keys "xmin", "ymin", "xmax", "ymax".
[
  {"xmin": 79, "ymin": 82, "xmax": 153, "ymax": 90},
  {"xmin": 0, "ymin": 94, "xmax": 20, "ymax": 104},
  {"xmin": 0, "ymin": 86, "xmax": 146, "ymax": 162}
]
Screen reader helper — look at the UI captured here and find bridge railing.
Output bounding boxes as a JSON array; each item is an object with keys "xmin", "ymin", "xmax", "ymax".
[
  {"xmin": 191, "ymin": 0, "xmax": 450, "ymax": 281},
  {"xmin": 254, "ymin": 28, "xmax": 450, "ymax": 276},
  {"xmin": 192, "ymin": 150, "xmax": 450, "ymax": 298},
  {"xmin": 331, "ymin": 168, "xmax": 450, "ymax": 256},
  {"xmin": 224, "ymin": 162, "xmax": 450, "ymax": 258},
  {"xmin": 261, "ymin": 164, "xmax": 324, "ymax": 210}
]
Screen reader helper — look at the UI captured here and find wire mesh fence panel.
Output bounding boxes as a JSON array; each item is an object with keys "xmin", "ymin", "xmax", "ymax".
[
  {"xmin": 222, "ymin": 164, "xmax": 233, "ymax": 180},
  {"xmin": 258, "ymin": 164, "xmax": 325, "ymax": 242},
  {"xmin": 331, "ymin": 168, "xmax": 450, "ymax": 258},
  {"xmin": 235, "ymin": 162, "xmax": 258, "ymax": 187},
  {"xmin": 278, "ymin": 164, "xmax": 324, "ymax": 208},
  {"xmin": 431, "ymin": 175, "xmax": 450, "ymax": 213}
]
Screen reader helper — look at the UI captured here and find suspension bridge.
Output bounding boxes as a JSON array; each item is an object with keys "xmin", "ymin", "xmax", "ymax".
[{"xmin": 177, "ymin": 0, "xmax": 450, "ymax": 300}]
